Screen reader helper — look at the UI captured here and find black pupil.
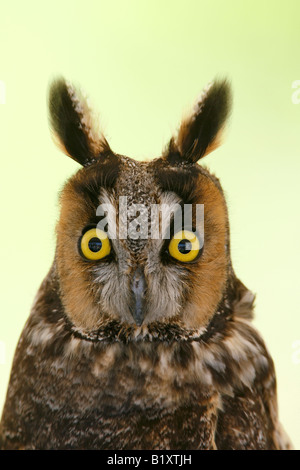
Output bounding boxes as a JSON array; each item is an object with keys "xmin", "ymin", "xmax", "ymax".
[
  {"xmin": 178, "ymin": 239, "xmax": 192, "ymax": 254},
  {"xmin": 88, "ymin": 237, "xmax": 102, "ymax": 253}
]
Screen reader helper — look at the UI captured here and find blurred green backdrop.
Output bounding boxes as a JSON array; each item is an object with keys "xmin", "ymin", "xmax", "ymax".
[{"xmin": 0, "ymin": 0, "xmax": 299, "ymax": 448}]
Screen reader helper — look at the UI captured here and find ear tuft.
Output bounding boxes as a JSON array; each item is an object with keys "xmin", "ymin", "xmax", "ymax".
[
  {"xmin": 164, "ymin": 79, "xmax": 232, "ymax": 164},
  {"xmin": 48, "ymin": 78, "xmax": 110, "ymax": 166}
]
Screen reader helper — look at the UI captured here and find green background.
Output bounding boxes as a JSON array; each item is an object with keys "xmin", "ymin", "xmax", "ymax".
[{"xmin": 0, "ymin": 0, "xmax": 299, "ymax": 448}]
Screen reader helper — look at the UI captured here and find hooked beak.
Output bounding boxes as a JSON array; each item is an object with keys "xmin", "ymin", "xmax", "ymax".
[{"xmin": 130, "ymin": 267, "xmax": 147, "ymax": 326}]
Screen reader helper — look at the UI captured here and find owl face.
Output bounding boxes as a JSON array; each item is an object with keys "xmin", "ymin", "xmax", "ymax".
[{"xmin": 50, "ymin": 78, "xmax": 231, "ymax": 332}]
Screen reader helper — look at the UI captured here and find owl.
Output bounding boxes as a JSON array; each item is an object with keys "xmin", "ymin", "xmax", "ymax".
[{"xmin": 0, "ymin": 77, "xmax": 292, "ymax": 450}]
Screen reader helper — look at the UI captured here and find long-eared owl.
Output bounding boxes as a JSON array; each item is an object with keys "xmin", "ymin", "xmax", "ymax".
[{"xmin": 0, "ymin": 77, "xmax": 292, "ymax": 450}]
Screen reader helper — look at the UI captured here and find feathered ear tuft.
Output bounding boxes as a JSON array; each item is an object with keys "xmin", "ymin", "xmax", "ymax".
[
  {"xmin": 48, "ymin": 78, "xmax": 111, "ymax": 166},
  {"xmin": 163, "ymin": 79, "xmax": 232, "ymax": 164}
]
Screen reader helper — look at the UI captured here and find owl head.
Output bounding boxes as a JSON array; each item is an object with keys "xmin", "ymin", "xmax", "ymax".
[{"xmin": 49, "ymin": 78, "xmax": 246, "ymax": 337}]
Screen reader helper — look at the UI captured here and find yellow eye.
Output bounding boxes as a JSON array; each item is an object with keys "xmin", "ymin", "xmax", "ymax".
[
  {"xmin": 80, "ymin": 228, "xmax": 111, "ymax": 261},
  {"xmin": 168, "ymin": 230, "xmax": 201, "ymax": 262}
]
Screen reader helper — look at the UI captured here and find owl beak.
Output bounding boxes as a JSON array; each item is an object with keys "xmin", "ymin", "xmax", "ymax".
[{"xmin": 130, "ymin": 267, "xmax": 147, "ymax": 326}]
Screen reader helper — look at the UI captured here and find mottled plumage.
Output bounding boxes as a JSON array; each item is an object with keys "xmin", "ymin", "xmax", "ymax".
[{"xmin": 0, "ymin": 78, "xmax": 292, "ymax": 450}]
